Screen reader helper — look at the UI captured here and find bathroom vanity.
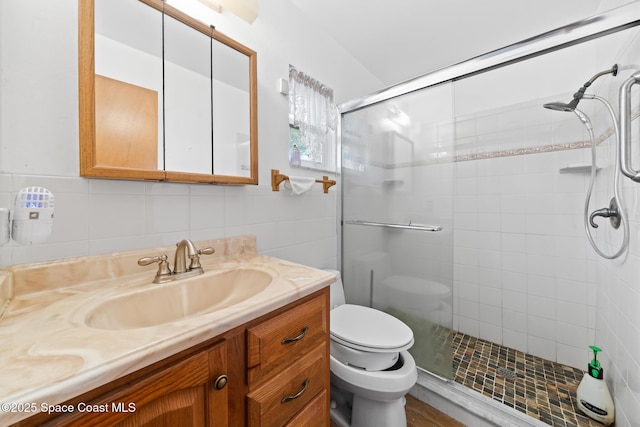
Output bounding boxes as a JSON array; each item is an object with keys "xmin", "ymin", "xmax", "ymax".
[{"xmin": 0, "ymin": 236, "xmax": 332, "ymax": 426}]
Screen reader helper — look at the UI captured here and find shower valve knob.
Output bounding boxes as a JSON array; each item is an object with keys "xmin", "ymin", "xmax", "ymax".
[
  {"xmin": 589, "ymin": 198, "xmax": 621, "ymax": 229},
  {"xmin": 589, "ymin": 208, "xmax": 616, "ymax": 228}
]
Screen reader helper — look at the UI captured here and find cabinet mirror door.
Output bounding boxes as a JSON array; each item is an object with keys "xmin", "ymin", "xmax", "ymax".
[
  {"xmin": 163, "ymin": 13, "xmax": 213, "ymax": 176},
  {"xmin": 79, "ymin": 0, "xmax": 258, "ymax": 184},
  {"xmin": 85, "ymin": 0, "xmax": 164, "ymax": 179},
  {"xmin": 212, "ymin": 35, "xmax": 252, "ymax": 178}
]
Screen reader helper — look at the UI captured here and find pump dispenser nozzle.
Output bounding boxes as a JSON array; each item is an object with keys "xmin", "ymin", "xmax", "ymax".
[{"xmin": 588, "ymin": 345, "xmax": 603, "ymax": 379}]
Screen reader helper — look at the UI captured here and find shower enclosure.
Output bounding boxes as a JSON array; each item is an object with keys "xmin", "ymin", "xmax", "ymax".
[{"xmin": 340, "ymin": 3, "xmax": 640, "ymax": 424}]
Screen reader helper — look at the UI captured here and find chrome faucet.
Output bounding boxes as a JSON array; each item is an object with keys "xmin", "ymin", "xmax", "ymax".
[
  {"xmin": 138, "ymin": 239, "xmax": 215, "ymax": 283},
  {"xmin": 174, "ymin": 239, "xmax": 200, "ymax": 274}
]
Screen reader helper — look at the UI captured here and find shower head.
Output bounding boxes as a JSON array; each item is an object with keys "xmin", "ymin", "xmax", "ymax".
[
  {"xmin": 543, "ymin": 101, "xmax": 577, "ymax": 112},
  {"xmin": 544, "ymin": 100, "xmax": 594, "ymax": 129},
  {"xmin": 543, "ymin": 64, "xmax": 618, "ymax": 112}
]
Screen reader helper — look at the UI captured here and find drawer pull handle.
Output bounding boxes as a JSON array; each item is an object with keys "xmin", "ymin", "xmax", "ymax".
[
  {"xmin": 281, "ymin": 326, "xmax": 309, "ymax": 344},
  {"xmin": 281, "ymin": 379, "xmax": 309, "ymax": 404}
]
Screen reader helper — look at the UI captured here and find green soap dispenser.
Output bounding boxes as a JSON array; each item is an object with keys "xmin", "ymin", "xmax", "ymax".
[{"xmin": 576, "ymin": 346, "xmax": 614, "ymax": 425}]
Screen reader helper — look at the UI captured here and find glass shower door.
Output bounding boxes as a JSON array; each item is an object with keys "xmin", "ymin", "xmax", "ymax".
[{"xmin": 341, "ymin": 82, "xmax": 455, "ymax": 379}]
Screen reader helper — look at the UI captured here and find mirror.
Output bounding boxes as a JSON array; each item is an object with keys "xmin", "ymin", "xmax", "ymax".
[
  {"xmin": 79, "ymin": 0, "xmax": 258, "ymax": 184},
  {"xmin": 163, "ymin": 11, "xmax": 212, "ymax": 175}
]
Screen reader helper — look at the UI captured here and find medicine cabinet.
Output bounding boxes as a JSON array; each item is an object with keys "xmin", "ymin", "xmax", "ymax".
[{"xmin": 78, "ymin": 0, "xmax": 258, "ymax": 184}]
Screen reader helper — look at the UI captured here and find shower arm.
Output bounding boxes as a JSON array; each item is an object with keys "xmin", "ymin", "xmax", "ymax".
[
  {"xmin": 619, "ymin": 70, "xmax": 640, "ymax": 182},
  {"xmin": 571, "ymin": 65, "xmax": 619, "ymax": 106}
]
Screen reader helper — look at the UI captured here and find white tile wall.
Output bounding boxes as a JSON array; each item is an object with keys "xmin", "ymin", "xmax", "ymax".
[
  {"xmin": 0, "ymin": 174, "xmax": 339, "ymax": 270},
  {"xmin": 594, "ymin": 96, "xmax": 640, "ymax": 427},
  {"xmin": 451, "ymin": 22, "xmax": 640, "ymax": 424},
  {"xmin": 454, "ymin": 145, "xmax": 597, "ymax": 368}
]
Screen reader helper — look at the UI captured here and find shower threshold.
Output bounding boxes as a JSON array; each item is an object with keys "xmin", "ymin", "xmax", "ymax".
[{"xmin": 444, "ymin": 330, "xmax": 603, "ymax": 426}]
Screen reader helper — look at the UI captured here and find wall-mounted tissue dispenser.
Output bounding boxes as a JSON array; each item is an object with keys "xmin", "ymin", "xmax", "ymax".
[{"xmin": 1, "ymin": 187, "xmax": 55, "ymax": 246}]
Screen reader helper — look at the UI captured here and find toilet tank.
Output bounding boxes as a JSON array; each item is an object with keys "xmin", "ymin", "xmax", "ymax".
[{"xmin": 324, "ymin": 269, "xmax": 345, "ymax": 309}]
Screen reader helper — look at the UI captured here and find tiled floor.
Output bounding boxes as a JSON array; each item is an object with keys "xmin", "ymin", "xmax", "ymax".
[{"xmin": 450, "ymin": 331, "xmax": 603, "ymax": 427}]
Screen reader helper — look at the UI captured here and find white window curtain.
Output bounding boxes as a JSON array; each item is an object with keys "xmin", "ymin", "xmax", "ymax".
[{"xmin": 289, "ymin": 65, "xmax": 336, "ymax": 167}]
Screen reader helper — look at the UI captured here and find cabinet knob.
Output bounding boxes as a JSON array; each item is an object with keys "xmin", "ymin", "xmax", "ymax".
[{"xmin": 214, "ymin": 374, "xmax": 228, "ymax": 390}]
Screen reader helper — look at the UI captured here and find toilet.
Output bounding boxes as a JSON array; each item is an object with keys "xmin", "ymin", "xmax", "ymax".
[{"xmin": 326, "ymin": 270, "xmax": 418, "ymax": 427}]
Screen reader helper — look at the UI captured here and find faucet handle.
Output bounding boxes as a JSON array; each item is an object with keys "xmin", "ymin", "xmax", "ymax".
[
  {"xmin": 138, "ymin": 254, "xmax": 165, "ymax": 266},
  {"xmin": 138, "ymin": 254, "xmax": 173, "ymax": 283},
  {"xmin": 189, "ymin": 247, "xmax": 215, "ymax": 271}
]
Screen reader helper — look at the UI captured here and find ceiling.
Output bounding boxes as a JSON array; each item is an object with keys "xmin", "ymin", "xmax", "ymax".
[{"xmin": 290, "ymin": 0, "xmax": 604, "ymax": 87}]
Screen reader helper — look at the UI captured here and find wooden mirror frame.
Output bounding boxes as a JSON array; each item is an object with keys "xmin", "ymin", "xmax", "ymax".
[{"xmin": 78, "ymin": 0, "xmax": 258, "ymax": 184}]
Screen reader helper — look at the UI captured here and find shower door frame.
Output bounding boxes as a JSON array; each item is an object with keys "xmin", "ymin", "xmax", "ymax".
[
  {"xmin": 339, "ymin": 1, "xmax": 640, "ymax": 290},
  {"xmin": 337, "ymin": 0, "xmax": 640, "ymax": 381},
  {"xmin": 338, "ymin": 2, "xmax": 640, "ymax": 115}
]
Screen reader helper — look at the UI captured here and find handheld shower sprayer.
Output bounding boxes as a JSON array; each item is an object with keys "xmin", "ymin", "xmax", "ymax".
[
  {"xmin": 543, "ymin": 64, "xmax": 628, "ymax": 260},
  {"xmin": 543, "ymin": 64, "xmax": 618, "ymax": 112},
  {"xmin": 542, "ymin": 102, "xmax": 593, "ymax": 129}
]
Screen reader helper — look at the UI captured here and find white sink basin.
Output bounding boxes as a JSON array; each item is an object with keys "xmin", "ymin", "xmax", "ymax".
[{"xmin": 85, "ymin": 268, "xmax": 272, "ymax": 330}]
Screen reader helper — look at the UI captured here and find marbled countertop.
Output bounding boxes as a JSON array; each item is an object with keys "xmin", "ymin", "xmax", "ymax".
[{"xmin": 0, "ymin": 235, "xmax": 334, "ymax": 425}]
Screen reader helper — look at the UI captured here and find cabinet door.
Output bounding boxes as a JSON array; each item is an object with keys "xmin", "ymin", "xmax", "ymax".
[
  {"xmin": 208, "ymin": 338, "xmax": 229, "ymax": 427},
  {"xmin": 163, "ymin": 12, "xmax": 212, "ymax": 175},
  {"xmin": 44, "ymin": 341, "xmax": 227, "ymax": 427}
]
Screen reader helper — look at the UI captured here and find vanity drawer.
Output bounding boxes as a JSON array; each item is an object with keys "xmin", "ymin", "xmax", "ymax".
[
  {"xmin": 246, "ymin": 343, "xmax": 328, "ymax": 427},
  {"xmin": 284, "ymin": 389, "xmax": 329, "ymax": 427},
  {"xmin": 247, "ymin": 292, "xmax": 328, "ymax": 385}
]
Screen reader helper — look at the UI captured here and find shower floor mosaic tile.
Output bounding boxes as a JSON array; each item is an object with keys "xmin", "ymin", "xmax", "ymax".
[{"xmin": 450, "ymin": 331, "xmax": 605, "ymax": 427}]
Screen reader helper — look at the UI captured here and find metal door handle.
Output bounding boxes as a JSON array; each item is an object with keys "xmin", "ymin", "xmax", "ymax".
[{"xmin": 619, "ymin": 70, "xmax": 640, "ymax": 182}]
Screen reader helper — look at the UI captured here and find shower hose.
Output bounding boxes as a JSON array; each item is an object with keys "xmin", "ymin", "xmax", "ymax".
[{"xmin": 581, "ymin": 95, "xmax": 629, "ymax": 259}]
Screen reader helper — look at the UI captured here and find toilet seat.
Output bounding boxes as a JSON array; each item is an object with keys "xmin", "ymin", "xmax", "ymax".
[
  {"xmin": 330, "ymin": 304, "xmax": 414, "ymax": 370},
  {"xmin": 330, "ymin": 304, "xmax": 414, "ymax": 352}
]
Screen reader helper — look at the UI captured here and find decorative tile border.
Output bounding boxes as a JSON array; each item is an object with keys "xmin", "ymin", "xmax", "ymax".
[
  {"xmin": 454, "ymin": 140, "xmax": 593, "ymax": 163},
  {"xmin": 455, "ymin": 105, "xmax": 638, "ymax": 163},
  {"xmin": 346, "ymin": 106, "xmax": 640, "ymax": 168}
]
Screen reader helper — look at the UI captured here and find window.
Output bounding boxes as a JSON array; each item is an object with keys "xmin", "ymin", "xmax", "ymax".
[{"xmin": 288, "ymin": 65, "xmax": 337, "ymax": 172}]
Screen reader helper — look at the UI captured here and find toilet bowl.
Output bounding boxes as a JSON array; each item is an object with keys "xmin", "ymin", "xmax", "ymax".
[{"xmin": 326, "ymin": 269, "xmax": 418, "ymax": 427}]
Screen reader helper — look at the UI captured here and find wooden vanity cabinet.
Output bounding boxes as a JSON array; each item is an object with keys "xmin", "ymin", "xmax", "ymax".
[
  {"xmin": 19, "ymin": 339, "xmax": 230, "ymax": 427},
  {"xmin": 246, "ymin": 292, "xmax": 330, "ymax": 426},
  {"xmin": 14, "ymin": 288, "xmax": 330, "ymax": 427}
]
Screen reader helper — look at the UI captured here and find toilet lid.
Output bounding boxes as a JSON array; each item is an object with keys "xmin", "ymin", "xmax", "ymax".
[{"xmin": 330, "ymin": 304, "xmax": 414, "ymax": 352}]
